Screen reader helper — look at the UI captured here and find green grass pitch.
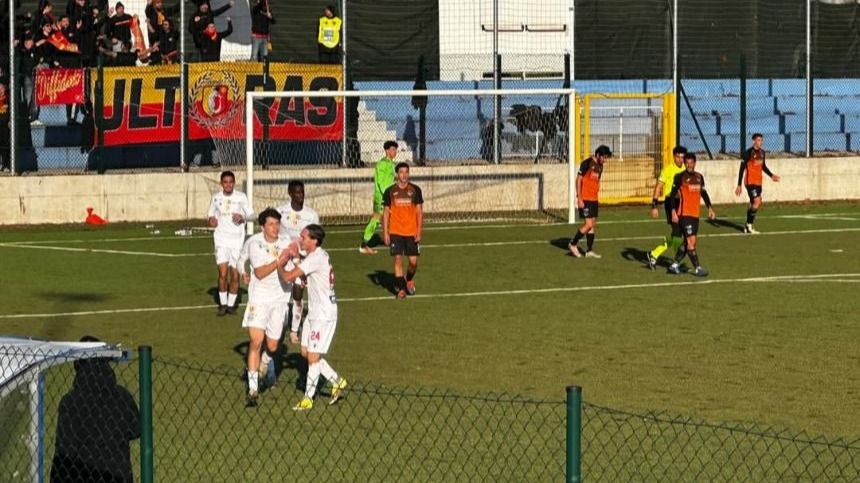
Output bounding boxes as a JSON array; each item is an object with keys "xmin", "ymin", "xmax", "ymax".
[{"xmin": 1, "ymin": 201, "xmax": 859, "ymax": 440}]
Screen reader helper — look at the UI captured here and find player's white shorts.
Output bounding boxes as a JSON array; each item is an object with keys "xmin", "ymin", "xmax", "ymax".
[
  {"xmin": 215, "ymin": 245, "xmax": 243, "ymax": 268},
  {"xmin": 242, "ymin": 300, "xmax": 289, "ymax": 341},
  {"xmin": 300, "ymin": 318, "xmax": 337, "ymax": 354}
]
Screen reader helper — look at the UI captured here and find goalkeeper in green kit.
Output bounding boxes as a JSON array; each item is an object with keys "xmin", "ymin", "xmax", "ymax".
[{"xmin": 359, "ymin": 140, "xmax": 398, "ymax": 254}]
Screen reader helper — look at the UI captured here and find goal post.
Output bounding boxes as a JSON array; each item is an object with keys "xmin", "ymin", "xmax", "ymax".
[
  {"xmin": 578, "ymin": 92, "xmax": 676, "ymax": 204},
  {"xmin": 241, "ymin": 88, "xmax": 579, "ymax": 227}
]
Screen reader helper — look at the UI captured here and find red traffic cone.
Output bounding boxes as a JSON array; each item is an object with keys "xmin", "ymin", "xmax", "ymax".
[{"xmin": 85, "ymin": 207, "xmax": 107, "ymax": 225}]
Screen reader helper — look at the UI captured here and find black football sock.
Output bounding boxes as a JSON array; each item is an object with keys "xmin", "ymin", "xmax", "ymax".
[
  {"xmin": 586, "ymin": 233, "xmax": 595, "ymax": 251},
  {"xmin": 570, "ymin": 230, "xmax": 584, "ymax": 246},
  {"xmin": 688, "ymin": 249, "xmax": 700, "ymax": 268}
]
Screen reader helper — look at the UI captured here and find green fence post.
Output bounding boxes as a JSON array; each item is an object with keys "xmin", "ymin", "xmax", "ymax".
[
  {"xmin": 139, "ymin": 346, "xmax": 153, "ymax": 483},
  {"xmin": 566, "ymin": 385, "xmax": 582, "ymax": 483}
]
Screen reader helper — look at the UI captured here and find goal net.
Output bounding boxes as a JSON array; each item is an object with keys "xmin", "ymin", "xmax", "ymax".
[
  {"xmin": 578, "ymin": 93, "xmax": 675, "ymax": 204},
  {"xmin": 212, "ymin": 88, "xmax": 579, "ymax": 226}
]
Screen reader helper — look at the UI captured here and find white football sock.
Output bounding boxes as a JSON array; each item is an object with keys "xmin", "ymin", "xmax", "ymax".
[
  {"xmin": 305, "ymin": 363, "xmax": 321, "ymax": 399},
  {"xmin": 318, "ymin": 358, "xmax": 339, "ymax": 384},
  {"xmin": 227, "ymin": 292, "xmax": 237, "ymax": 307},
  {"xmin": 219, "ymin": 291, "xmax": 228, "ymax": 306},
  {"xmin": 290, "ymin": 300, "xmax": 303, "ymax": 332},
  {"xmin": 247, "ymin": 371, "xmax": 258, "ymax": 394}
]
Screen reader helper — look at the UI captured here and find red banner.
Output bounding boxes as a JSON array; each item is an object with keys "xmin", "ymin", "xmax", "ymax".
[
  {"xmin": 96, "ymin": 62, "xmax": 343, "ymax": 147},
  {"xmin": 36, "ymin": 68, "xmax": 85, "ymax": 106}
]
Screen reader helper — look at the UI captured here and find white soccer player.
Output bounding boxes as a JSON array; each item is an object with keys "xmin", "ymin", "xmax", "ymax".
[
  {"xmin": 207, "ymin": 171, "xmax": 254, "ymax": 316},
  {"xmin": 279, "ymin": 224, "xmax": 347, "ymax": 411},
  {"xmin": 276, "ymin": 180, "xmax": 320, "ymax": 334},
  {"xmin": 242, "ymin": 208, "xmax": 294, "ymax": 407}
]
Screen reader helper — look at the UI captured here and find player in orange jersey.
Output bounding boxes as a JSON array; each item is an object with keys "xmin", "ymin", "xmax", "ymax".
[
  {"xmin": 735, "ymin": 133, "xmax": 780, "ymax": 234},
  {"xmin": 668, "ymin": 153, "xmax": 716, "ymax": 277},
  {"xmin": 569, "ymin": 145, "xmax": 612, "ymax": 258}
]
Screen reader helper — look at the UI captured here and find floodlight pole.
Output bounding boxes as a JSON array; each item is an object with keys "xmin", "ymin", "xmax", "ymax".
[
  {"xmin": 805, "ymin": 0, "xmax": 812, "ymax": 157},
  {"xmin": 341, "ymin": 0, "xmax": 348, "ymax": 167},
  {"xmin": 180, "ymin": 0, "xmax": 186, "ymax": 169},
  {"xmin": 492, "ymin": 0, "xmax": 501, "ymax": 165},
  {"xmin": 9, "ymin": 0, "xmax": 16, "ymax": 173}
]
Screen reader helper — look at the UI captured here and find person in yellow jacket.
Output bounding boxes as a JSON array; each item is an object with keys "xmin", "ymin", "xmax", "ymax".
[{"xmin": 317, "ymin": 5, "xmax": 342, "ymax": 64}]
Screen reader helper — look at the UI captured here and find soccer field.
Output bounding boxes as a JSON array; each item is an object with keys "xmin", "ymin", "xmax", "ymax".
[{"xmin": 2, "ymin": 201, "xmax": 859, "ymax": 439}]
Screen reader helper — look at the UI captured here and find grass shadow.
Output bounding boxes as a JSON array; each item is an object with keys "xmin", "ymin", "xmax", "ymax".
[
  {"xmin": 206, "ymin": 286, "xmax": 247, "ymax": 305},
  {"xmin": 549, "ymin": 237, "xmax": 574, "ymax": 254},
  {"xmin": 36, "ymin": 291, "xmax": 110, "ymax": 303},
  {"xmin": 367, "ymin": 270, "xmax": 397, "ymax": 295},
  {"xmin": 706, "ymin": 218, "xmax": 746, "ymax": 232}
]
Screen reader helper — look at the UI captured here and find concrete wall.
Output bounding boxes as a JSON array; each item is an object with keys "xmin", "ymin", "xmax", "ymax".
[{"xmin": 1, "ymin": 157, "xmax": 857, "ymax": 225}]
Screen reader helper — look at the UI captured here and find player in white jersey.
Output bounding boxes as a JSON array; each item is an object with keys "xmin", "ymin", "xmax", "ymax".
[
  {"xmin": 242, "ymin": 208, "xmax": 294, "ymax": 407},
  {"xmin": 276, "ymin": 180, "xmax": 320, "ymax": 336},
  {"xmin": 207, "ymin": 171, "xmax": 254, "ymax": 316},
  {"xmin": 279, "ymin": 224, "xmax": 347, "ymax": 411}
]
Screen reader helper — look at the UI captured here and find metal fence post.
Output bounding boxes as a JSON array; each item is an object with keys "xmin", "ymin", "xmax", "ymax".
[
  {"xmin": 8, "ymin": 0, "xmax": 16, "ymax": 174},
  {"xmin": 739, "ymin": 54, "xmax": 747, "ymax": 154},
  {"xmin": 139, "ymin": 346, "xmax": 153, "ymax": 483},
  {"xmin": 566, "ymin": 385, "xmax": 582, "ymax": 483}
]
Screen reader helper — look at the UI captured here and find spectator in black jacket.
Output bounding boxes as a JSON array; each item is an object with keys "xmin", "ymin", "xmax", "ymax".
[
  {"xmin": 188, "ymin": 0, "xmax": 232, "ymax": 61},
  {"xmin": 107, "ymin": 2, "xmax": 132, "ymax": 52},
  {"xmin": 18, "ymin": 37, "xmax": 41, "ymax": 123},
  {"xmin": 145, "ymin": 0, "xmax": 179, "ymax": 44},
  {"xmin": 250, "ymin": 0, "xmax": 273, "ymax": 61},
  {"xmin": 49, "ymin": 337, "xmax": 140, "ymax": 483},
  {"xmin": 155, "ymin": 18, "xmax": 180, "ymax": 64},
  {"xmin": 198, "ymin": 17, "xmax": 231, "ymax": 62},
  {"xmin": 77, "ymin": 6, "xmax": 104, "ymax": 66}
]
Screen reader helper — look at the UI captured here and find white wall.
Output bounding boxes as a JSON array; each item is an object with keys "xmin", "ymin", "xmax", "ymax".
[
  {"xmin": 1, "ymin": 158, "xmax": 858, "ymax": 225},
  {"xmin": 439, "ymin": 0, "xmax": 571, "ymax": 80}
]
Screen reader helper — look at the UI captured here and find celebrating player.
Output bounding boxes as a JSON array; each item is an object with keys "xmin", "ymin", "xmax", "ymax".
[
  {"xmin": 280, "ymin": 225, "xmax": 347, "ymax": 411},
  {"xmin": 359, "ymin": 140, "xmax": 398, "ymax": 254},
  {"xmin": 668, "ymin": 153, "xmax": 716, "ymax": 277},
  {"xmin": 242, "ymin": 208, "xmax": 294, "ymax": 407},
  {"xmin": 207, "ymin": 171, "xmax": 254, "ymax": 316},
  {"xmin": 647, "ymin": 146, "xmax": 688, "ymax": 270},
  {"xmin": 569, "ymin": 145, "xmax": 612, "ymax": 258},
  {"xmin": 277, "ymin": 180, "xmax": 320, "ymax": 336},
  {"xmin": 383, "ymin": 162, "xmax": 424, "ymax": 300},
  {"xmin": 735, "ymin": 133, "xmax": 780, "ymax": 234}
]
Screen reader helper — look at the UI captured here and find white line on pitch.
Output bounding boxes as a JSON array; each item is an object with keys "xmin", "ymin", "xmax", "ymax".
[
  {"xmin": 2, "ymin": 273, "xmax": 857, "ymax": 319},
  {"xmin": 0, "ymin": 244, "xmax": 209, "ymax": 257},
  {"xmin": 324, "ymin": 211, "xmax": 860, "ymax": 234},
  {"xmin": 324, "ymin": 227, "xmax": 860, "ymax": 252},
  {"xmin": 3, "ymin": 226, "xmax": 857, "ymax": 257},
  {"xmin": 4, "ymin": 210, "xmax": 856, "ymax": 245},
  {"xmin": 2, "ymin": 235, "xmax": 211, "ymax": 246}
]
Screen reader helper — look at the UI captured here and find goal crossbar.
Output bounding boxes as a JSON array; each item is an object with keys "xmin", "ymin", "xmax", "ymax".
[{"xmin": 244, "ymin": 88, "xmax": 579, "ymax": 230}]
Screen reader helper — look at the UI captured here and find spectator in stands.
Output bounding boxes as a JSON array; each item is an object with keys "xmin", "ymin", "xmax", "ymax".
[
  {"xmin": 100, "ymin": 39, "xmax": 155, "ymax": 66},
  {"xmin": 155, "ymin": 19, "xmax": 179, "ymax": 64},
  {"xmin": 66, "ymin": 0, "xmax": 87, "ymax": 28},
  {"xmin": 57, "ymin": 15, "xmax": 81, "ymax": 56},
  {"xmin": 199, "ymin": 18, "xmax": 232, "ymax": 62},
  {"xmin": 189, "ymin": 0, "xmax": 232, "ymax": 61},
  {"xmin": 35, "ymin": 1, "xmax": 56, "ymax": 30},
  {"xmin": 107, "ymin": 2, "xmax": 132, "ymax": 53},
  {"xmin": 145, "ymin": 0, "xmax": 179, "ymax": 45},
  {"xmin": 18, "ymin": 37, "xmax": 41, "ymax": 123},
  {"xmin": 77, "ymin": 6, "xmax": 104, "ymax": 67},
  {"xmin": 50, "ymin": 336, "xmax": 140, "ymax": 483},
  {"xmin": 317, "ymin": 5, "xmax": 342, "ymax": 64},
  {"xmin": 249, "ymin": 0, "xmax": 274, "ymax": 61},
  {"xmin": 0, "ymin": 82, "xmax": 9, "ymax": 172}
]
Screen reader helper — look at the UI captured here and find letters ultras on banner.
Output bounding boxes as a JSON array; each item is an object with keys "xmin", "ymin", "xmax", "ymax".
[{"xmin": 94, "ymin": 62, "xmax": 343, "ymax": 146}]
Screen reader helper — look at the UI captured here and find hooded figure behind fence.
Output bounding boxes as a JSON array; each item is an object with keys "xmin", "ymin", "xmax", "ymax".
[{"xmin": 50, "ymin": 346, "xmax": 140, "ymax": 483}]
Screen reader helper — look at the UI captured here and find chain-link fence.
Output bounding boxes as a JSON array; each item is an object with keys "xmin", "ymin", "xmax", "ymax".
[
  {"xmin": 3, "ymin": 344, "xmax": 859, "ymax": 482},
  {"xmin": 5, "ymin": 0, "xmax": 860, "ymax": 175}
]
